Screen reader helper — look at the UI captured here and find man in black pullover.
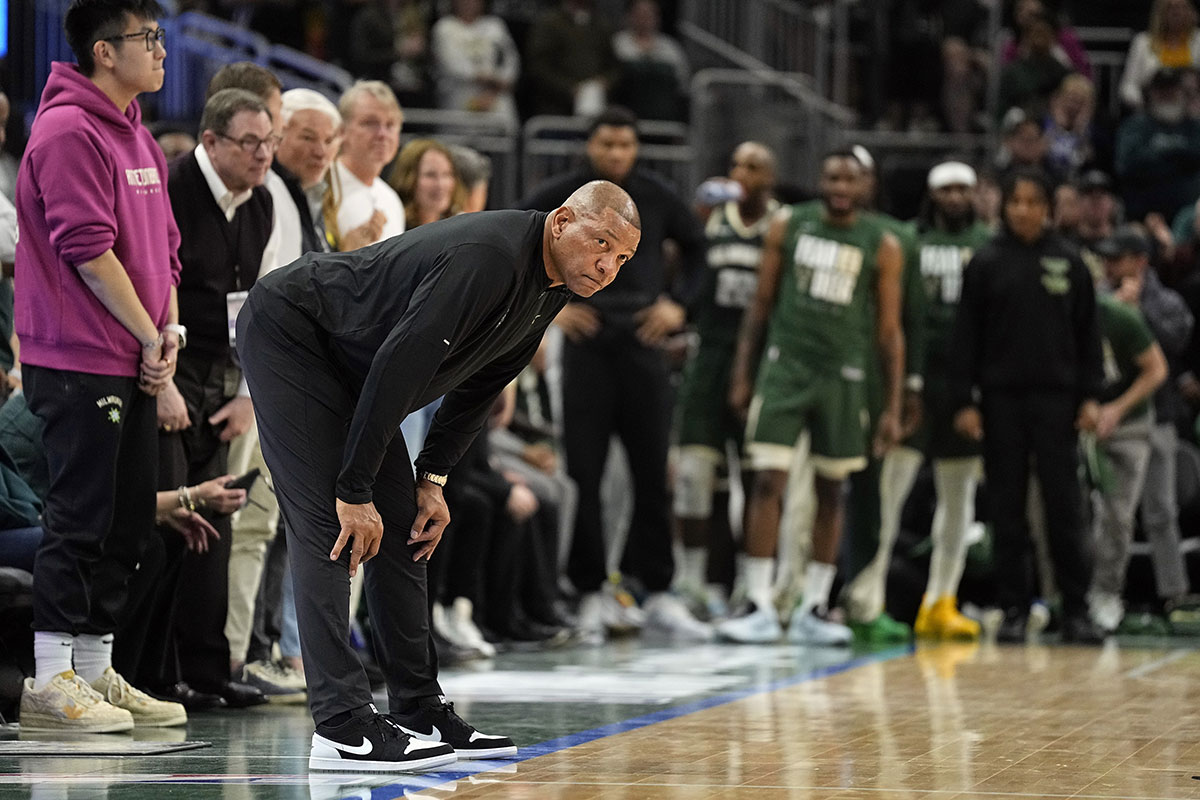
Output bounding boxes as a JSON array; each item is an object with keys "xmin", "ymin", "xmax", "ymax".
[
  {"xmin": 521, "ymin": 106, "xmax": 707, "ymax": 639},
  {"xmin": 949, "ymin": 168, "xmax": 1105, "ymax": 644},
  {"xmin": 237, "ymin": 181, "xmax": 640, "ymax": 772}
]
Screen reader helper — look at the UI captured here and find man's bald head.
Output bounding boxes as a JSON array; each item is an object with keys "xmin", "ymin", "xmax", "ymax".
[
  {"xmin": 563, "ymin": 180, "xmax": 641, "ymax": 231},
  {"xmin": 544, "ymin": 180, "xmax": 641, "ymax": 297}
]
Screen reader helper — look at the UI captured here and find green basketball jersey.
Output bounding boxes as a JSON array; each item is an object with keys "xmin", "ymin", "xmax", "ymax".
[
  {"xmin": 768, "ymin": 201, "xmax": 886, "ymax": 375},
  {"xmin": 1097, "ymin": 294, "xmax": 1156, "ymax": 422},
  {"xmin": 864, "ymin": 211, "xmax": 925, "ymax": 381},
  {"xmin": 917, "ymin": 221, "xmax": 993, "ymax": 375},
  {"xmin": 692, "ymin": 199, "xmax": 779, "ymax": 347}
]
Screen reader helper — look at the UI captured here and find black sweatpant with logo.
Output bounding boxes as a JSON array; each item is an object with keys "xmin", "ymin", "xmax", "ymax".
[{"xmin": 24, "ymin": 364, "xmax": 157, "ymax": 635}]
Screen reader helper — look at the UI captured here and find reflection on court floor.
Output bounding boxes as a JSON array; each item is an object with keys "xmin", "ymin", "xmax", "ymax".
[{"xmin": 3, "ymin": 639, "xmax": 1199, "ymax": 799}]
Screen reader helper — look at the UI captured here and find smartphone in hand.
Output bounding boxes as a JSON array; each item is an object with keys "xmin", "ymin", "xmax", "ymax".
[{"xmin": 225, "ymin": 467, "xmax": 261, "ymax": 492}]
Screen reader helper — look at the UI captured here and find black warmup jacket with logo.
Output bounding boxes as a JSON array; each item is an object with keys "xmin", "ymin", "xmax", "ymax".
[
  {"xmin": 247, "ymin": 209, "xmax": 572, "ymax": 504},
  {"xmin": 948, "ymin": 229, "xmax": 1104, "ymax": 412}
]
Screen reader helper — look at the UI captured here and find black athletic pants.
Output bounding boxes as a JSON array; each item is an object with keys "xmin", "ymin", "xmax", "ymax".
[
  {"xmin": 562, "ymin": 332, "xmax": 675, "ymax": 594},
  {"xmin": 238, "ymin": 301, "xmax": 441, "ymax": 726},
  {"xmin": 982, "ymin": 389, "xmax": 1092, "ymax": 617},
  {"xmin": 161, "ymin": 352, "xmax": 235, "ymax": 690},
  {"xmin": 24, "ymin": 365, "xmax": 157, "ymax": 635}
]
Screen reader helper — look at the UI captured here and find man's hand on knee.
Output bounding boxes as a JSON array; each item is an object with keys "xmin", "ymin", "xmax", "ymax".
[
  {"xmin": 333, "ymin": 499, "xmax": 384, "ymax": 576},
  {"xmin": 409, "ymin": 480, "xmax": 451, "ymax": 562}
]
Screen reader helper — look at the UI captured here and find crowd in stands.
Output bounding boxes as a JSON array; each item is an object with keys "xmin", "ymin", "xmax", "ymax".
[{"xmin": 3, "ymin": 0, "xmax": 1200, "ymax": 733}]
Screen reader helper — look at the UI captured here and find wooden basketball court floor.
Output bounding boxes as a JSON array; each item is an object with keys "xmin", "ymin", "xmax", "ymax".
[{"xmin": 2, "ymin": 638, "xmax": 1199, "ymax": 799}]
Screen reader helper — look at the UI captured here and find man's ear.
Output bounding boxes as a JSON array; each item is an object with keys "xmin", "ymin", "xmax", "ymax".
[
  {"xmin": 92, "ymin": 40, "xmax": 114, "ymax": 71},
  {"xmin": 551, "ymin": 205, "xmax": 575, "ymax": 237}
]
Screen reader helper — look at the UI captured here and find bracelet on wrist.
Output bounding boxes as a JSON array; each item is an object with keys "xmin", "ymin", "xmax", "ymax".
[
  {"xmin": 178, "ymin": 485, "xmax": 196, "ymax": 513},
  {"xmin": 163, "ymin": 323, "xmax": 188, "ymax": 350},
  {"xmin": 143, "ymin": 332, "xmax": 165, "ymax": 351},
  {"xmin": 417, "ymin": 471, "xmax": 448, "ymax": 487}
]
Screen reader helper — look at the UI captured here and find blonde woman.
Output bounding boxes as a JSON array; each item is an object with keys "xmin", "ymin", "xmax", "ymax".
[
  {"xmin": 1120, "ymin": 0, "xmax": 1200, "ymax": 108},
  {"xmin": 388, "ymin": 138, "xmax": 467, "ymax": 229}
]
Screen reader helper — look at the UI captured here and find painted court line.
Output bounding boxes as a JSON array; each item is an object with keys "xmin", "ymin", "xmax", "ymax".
[
  {"xmin": 0, "ymin": 646, "xmax": 912, "ymax": 792},
  {"xmin": 363, "ymin": 644, "xmax": 914, "ymax": 798},
  {"xmin": 1123, "ymin": 649, "xmax": 1190, "ymax": 680}
]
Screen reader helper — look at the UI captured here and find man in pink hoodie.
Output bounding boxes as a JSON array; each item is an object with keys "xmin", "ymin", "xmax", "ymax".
[{"xmin": 15, "ymin": 0, "xmax": 187, "ymax": 732}]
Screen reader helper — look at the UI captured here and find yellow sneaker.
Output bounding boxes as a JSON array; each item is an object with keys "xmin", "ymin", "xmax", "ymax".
[
  {"xmin": 929, "ymin": 596, "xmax": 980, "ymax": 640},
  {"xmin": 19, "ymin": 670, "xmax": 134, "ymax": 733},
  {"xmin": 913, "ymin": 596, "xmax": 937, "ymax": 638},
  {"xmin": 90, "ymin": 668, "xmax": 187, "ymax": 727}
]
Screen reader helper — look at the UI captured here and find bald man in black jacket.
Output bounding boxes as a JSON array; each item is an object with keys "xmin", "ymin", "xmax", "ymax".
[{"xmin": 238, "ymin": 181, "xmax": 640, "ymax": 772}]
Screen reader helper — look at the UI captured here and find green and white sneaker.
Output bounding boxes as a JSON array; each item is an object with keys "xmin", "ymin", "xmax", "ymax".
[
  {"xmin": 20, "ymin": 670, "xmax": 134, "ymax": 733},
  {"xmin": 849, "ymin": 612, "xmax": 913, "ymax": 644}
]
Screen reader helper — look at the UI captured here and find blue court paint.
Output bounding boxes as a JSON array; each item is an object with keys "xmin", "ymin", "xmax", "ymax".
[
  {"xmin": 366, "ymin": 645, "xmax": 913, "ymax": 799},
  {"xmin": 0, "ymin": 0, "xmax": 7, "ymax": 58}
]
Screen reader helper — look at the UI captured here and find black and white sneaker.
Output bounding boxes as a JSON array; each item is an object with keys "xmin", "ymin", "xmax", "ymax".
[
  {"xmin": 389, "ymin": 695, "xmax": 517, "ymax": 759},
  {"xmin": 309, "ymin": 703, "xmax": 457, "ymax": 772}
]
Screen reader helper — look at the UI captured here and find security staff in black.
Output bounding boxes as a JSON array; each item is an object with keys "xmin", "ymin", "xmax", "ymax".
[
  {"xmin": 237, "ymin": 181, "xmax": 641, "ymax": 772},
  {"xmin": 521, "ymin": 106, "xmax": 705, "ymax": 613},
  {"xmin": 948, "ymin": 168, "xmax": 1106, "ymax": 645}
]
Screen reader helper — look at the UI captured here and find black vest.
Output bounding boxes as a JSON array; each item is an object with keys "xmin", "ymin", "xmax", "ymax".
[
  {"xmin": 272, "ymin": 161, "xmax": 330, "ymax": 257},
  {"xmin": 169, "ymin": 152, "xmax": 274, "ymax": 359}
]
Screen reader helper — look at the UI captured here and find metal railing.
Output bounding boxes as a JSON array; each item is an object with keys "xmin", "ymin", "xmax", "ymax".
[
  {"xmin": 520, "ymin": 116, "xmax": 695, "ymax": 202},
  {"xmin": 1075, "ymin": 26, "xmax": 1135, "ymax": 117},
  {"xmin": 679, "ymin": 0, "xmax": 838, "ymax": 100},
  {"xmin": 689, "ymin": 68, "xmax": 855, "ymax": 192},
  {"xmin": 162, "ymin": 12, "xmax": 270, "ymax": 120}
]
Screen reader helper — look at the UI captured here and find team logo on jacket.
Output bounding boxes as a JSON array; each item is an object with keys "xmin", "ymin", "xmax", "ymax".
[
  {"xmin": 96, "ymin": 395, "xmax": 123, "ymax": 424},
  {"xmin": 1040, "ymin": 257, "xmax": 1070, "ymax": 295}
]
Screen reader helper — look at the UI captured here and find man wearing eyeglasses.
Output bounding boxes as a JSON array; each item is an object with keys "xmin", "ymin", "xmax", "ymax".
[
  {"xmin": 154, "ymin": 86, "xmax": 280, "ymax": 709},
  {"xmin": 15, "ymin": 0, "xmax": 186, "ymax": 732}
]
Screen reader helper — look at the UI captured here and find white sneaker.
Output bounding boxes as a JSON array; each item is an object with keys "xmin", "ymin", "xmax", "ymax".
[
  {"xmin": 671, "ymin": 580, "xmax": 711, "ymax": 620},
  {"xmin": 431, "ymin": 603, "xmax": 488, "ymax": 659},
  {"xmin": 1028, "ymin": 600, "xmax": 1052, "ymax": 636},
  {"xmin": 20, "ymin": 670, "xmax": 134, "ymax": 733},
  {"xmin": 576, "ymin": 592, "xmax": 608, "ymax": 644},
  {"xmin": 576, "ymin": 585, "xmax": 645, "ymax": 641},
  {"xmin": 1090, "ymin": 592, "xmax": 1123, "ymax": 633},
  {"xmin": 715, "ymin": 604, "xmax": 782, "ymax": 643},
  {"xmin": 703, "ymin": 584, "xmax": 731, "ymax": 620},
  {"xmin": 445, "ymin": 597, "xmax": 496, "ymax": 658},
  {"xmin": 243, "ymin": 659, "xmax": 308, "ymax": 704},
  {"xmin": 605, "ymin": 583, "xmax": 646, "ymax": 633},
  {"xmin": 91, "ymin": 668, "xmax": 187, "ymax": 726},
  {"xmin": 786, "ymin": 609, "xmax": 853, "ymax": 647},
  {"xmin": 643, "ymin": 592, "xmax": 714, "ymax": 641}
]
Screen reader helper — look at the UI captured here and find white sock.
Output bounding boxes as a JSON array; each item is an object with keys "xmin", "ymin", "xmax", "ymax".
[
  {"xmin": 678, "ymin": 547, "xmax": 707, "ymax": 589},
  {"xmin": 743, "ymin": 556, "xmax": 775, "ymax": 613},
  {"xmin": 33, "ymin": 632, "xmax": 74, "ymax": 690},
  {"xmin": 799, "ymin": 561, "xmax": 836, "ymax": 616},
  {"xmin": 72, "ymin": 633, "xmax": 114, "ymax": 683},
  {"xmin": 927, "ymin": 458, "xmax": 980, "ymax": 601}
]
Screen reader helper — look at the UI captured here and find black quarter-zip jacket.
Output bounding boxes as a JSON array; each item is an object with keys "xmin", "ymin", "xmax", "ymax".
[
  {"xmin": 948, "ymin": 229, "xmax": 1104, "ymax": 412},
  {"xmin": 248, "ymin": 209, "xmax": 572, "ymax": 504}
]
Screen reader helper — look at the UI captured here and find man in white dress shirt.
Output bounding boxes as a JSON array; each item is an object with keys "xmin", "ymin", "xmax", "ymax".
[{"xmin": 327, "ymin": 81, "xmax": 406, "ymax": 251}]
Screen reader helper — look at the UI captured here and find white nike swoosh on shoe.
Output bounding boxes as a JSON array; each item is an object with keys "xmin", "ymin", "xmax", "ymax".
[
  {"xmin": 396, "ymin": 723, "xmax": 442, "ymax": 741},
  {"xmin": 319, "ymin": 735, "xmax": 373, "ymax": 755},
  {"xmin": 468, "ymin": 731, "xmax": 505, "ymax": 742}
]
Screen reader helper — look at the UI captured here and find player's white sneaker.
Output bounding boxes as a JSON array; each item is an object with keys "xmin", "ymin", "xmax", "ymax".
[{"xmin": 715, "ymin": 604, "xmax": 782, "ymax": 644}]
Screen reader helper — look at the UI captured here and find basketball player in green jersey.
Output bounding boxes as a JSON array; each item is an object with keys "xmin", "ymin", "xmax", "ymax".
[
  {"xmin": 718, "ymin": 151, "xmax": 905, "ymax": 645},
  {"xmin": 672, "ymin": 142, "xmax": 779, "ymax": 621},
  {"xmin": 836, "ymin": 146, "xmax": 927, "ymax": 644},
  {"xmin": 849, "ymin": 161, "xmax": 994, "ymax": 641}
]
